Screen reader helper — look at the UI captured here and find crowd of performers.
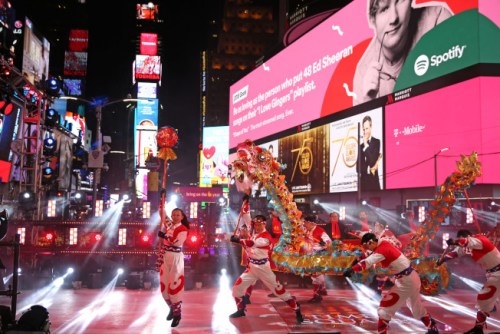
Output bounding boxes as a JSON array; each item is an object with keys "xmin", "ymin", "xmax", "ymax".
[{"xmin": 153, "ymin": 201, "xmax": 500, "ymax": 334}]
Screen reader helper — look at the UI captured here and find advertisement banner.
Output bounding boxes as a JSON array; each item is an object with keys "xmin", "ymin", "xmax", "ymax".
[
  {"xmin": 200, "ymin": 126, "xmax": 229, "ymax": 187},
  {"xmin": 68, "ymin": 29, "xmax": 88, "ymax": 52},
  {"xmin": 22, "ymin": 17, "xmax": 50, "ymax": 85},
  {"xmin": 134, "ymin": 99, "xmax": 158, "ymax": 168},
  {"xmin": 228, "ymin": 0, "xmax": 500, "ymax": 148},
  {"xmin": 329, "ymin": 108, "xmax": 383, "ymax": 193},
  {"xmin": 140, "ymin": 32, "xmax": 158, "ymax": 56},
  {"xmin": 64, "ymin": 51, "xmax": 88, "ymax": 76},
  {"xmin": 172, "ymin": 186, "xmax": 223, "ymax": 203},
  {"xmin": 279, "ymin": 125, "xmax": 329, "ymax": 194},
  {"xmin": 135, "ymin": 55, "xmax": 161, "ymax": 80}
]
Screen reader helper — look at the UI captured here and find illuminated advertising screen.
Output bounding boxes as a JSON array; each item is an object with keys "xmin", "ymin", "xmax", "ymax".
[
  {"xmin": 329, "ymin": 108, "xmax": 383, "ymax": 193},
  {"xmin": 137, "ymin": 82, "xmax": 157, "ymax": 99},
  {"xmin": 385, "ymin": 76, "xmax": 500, "ymax": 189},
  {"xmin": 0, "ymin": 100, "xmax": 21, "ymax": 163},
  {"xmin": 200, "ymin": 126, "xmax": 229, "ymax": 187},
  {"xmin": 63, "ymin": 78, "xmax": 83, "ymax": 96},
  {"xmin": 64, "ymin": 51, "xmax": 88, "ymax": 76},
  {"xmin": 279, "ymin": 125, "xmax": 329, "ymax": 194},
  {"xmin": 136, "ymin": 3, "xmax": 159, "ymax": 20},
  {"xmin": 140, "ymin": 32, "xmax": 158, "ymax": 56},
  {"xmin": 64, "ymin": 112, "xmax": 87, "ymax": 145},
  {"xmin": 68, "ymin": 29, "xmax": 88, "ymax": 52},
  {"xmin": 135, "ymin": 55, "xmax": 161, "ymax": 80},
  {"xmin": 134, "ymin": 99, "xmax": 158, "ymax": 168},
  {"xmin": 229, "ymin": 0, "xmax": 500, "ymax": 148},
  {"xmin": 22, "ymin": 17, "xmax": 50, "ymax": 85}
]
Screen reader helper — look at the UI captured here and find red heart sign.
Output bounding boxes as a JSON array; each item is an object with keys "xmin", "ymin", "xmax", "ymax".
[{"xmin": 203, "ymin": 146, "xmax": 216, "ymax": 159}]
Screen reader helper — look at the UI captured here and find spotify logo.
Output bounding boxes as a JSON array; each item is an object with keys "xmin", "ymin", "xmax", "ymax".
[{"xmin": 414, "ymin": 55, "xmax": 430, "ymax": 76}]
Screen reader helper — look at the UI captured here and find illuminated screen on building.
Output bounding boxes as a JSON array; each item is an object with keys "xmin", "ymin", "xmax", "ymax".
[
  {"xmin": 136, "ymin": 3, "xmax": 159, "ymax": 20},
  {"xmin": 135, "ymin": 55, "xmax": 161, "ymax": 80},
  {"xmin": 64, "ymin": 51, "xmax": 88, "ymax": 76},
  {"xmin": 140, "ymin": 32, "xmax": 158, "ymax": 55},
  {"xmin": 22, "ymin": 17, "xmax": 50, "ymax": 85},
  {"xmin": 63, "ymin": 78, "xmax": 83, "ymax": 96},
  {"xmin": 64, "ymin": 112, "xmax": 87, "ymax": 146},
  {"xmin": 329, "ymin": 108, "xmax": 383, "ymax": 193},
  {"xmin": 68, "ymin": 29, "xmax": 88, "ymax": 52},
  {"xmin": 385, "ymin": 76, "xmax": 500, "ymax": 189},
  {"xmin": 0, "ymin": 100, "xmax": 21, "ymax": 163},
  {"xmin": 137, "ymin": 82, "xmax": 157, "ymax": 99},
  {"xmin": 229, "ymin": 0, "xmax": 500, "ymax": 149},
  {"xmin": 134, "ymin": 99, "xmax": 158, "ymax": 169},
  {"xmin": 200, "ymin": 126, "xmax": 229, "ymax": 187}
]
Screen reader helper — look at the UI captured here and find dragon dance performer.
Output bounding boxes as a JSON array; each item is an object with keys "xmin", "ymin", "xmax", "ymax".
[
  {"xmin": 437, "ymin": 229, "xmax": 500, "ymax": 334},
  {"xmin": 229, "ymin": 214, "xmax": 304, "ymax": 323},
  {"xmin": 156, "ymin": 208, "xmax": 190, "ymax": 328},
  {"xmin": 344, "ymin": 233, "xmax": 439, "ymax": 334},
  {"xmin": 302, "ymin": 215, "xmax": 331, "ymax": 303}
]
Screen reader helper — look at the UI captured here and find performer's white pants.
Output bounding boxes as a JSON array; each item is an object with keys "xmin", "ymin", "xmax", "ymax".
[
  {"xmin": 477, "ymin": 271, "xmax": 500, "ymax": 313},
  {"xmin": 378, "ymin": 270, "xmax": 427, "ymax": 321},
  {"xmin": 233, "ymin": 261, "xmax": 291, "ymax": 302},
  {"xmin": 160, "ymin": 251, "xmax": 184, "ymax": 304}
]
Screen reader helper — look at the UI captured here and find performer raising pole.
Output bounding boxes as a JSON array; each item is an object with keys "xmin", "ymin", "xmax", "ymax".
[{"xmin": 153, "ymin": 126, "xmax": 189, "ymax": 328}]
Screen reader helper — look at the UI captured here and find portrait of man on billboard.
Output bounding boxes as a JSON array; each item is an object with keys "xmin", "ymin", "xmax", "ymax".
[{"xmin": 352, "ymin": 0, "xmax": 452, "ymax": 105}]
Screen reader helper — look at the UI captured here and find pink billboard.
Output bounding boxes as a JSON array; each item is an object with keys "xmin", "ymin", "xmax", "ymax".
[
  {"xmin": 385, "ymin": 76, "xmax": 500, "ymax": 189},
  {"xmin": 228, "ymin": 0, "xmax": 500, "ymax": 149}
]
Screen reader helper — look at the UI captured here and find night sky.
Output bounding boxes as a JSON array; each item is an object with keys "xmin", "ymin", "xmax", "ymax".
[{"xmin": 10, "ymin": 0, "xmax": 222, "ymax": 187}]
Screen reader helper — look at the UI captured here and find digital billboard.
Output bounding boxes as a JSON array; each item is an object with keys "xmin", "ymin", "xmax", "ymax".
[
  {"xmin": 229, "ymin": 0, "xmax": 500, "ymax": 148},
  {"xmin": 137, "ymin": 82, "xmax": 157, "ymax": 99},
  {"xmin": 64, "ymin": 51, "xmax": 88, "ymax": 76},
  {"xmin": 134, "ymin": 99, "xmax": 158, "ymax": 169},
  {"xmin": 329, "ymin": 108, "xmax": 383, "ymax": 193},
  {"xmin": 64, "ymin": 111, "xmax": 87, "ymax": 146},
  {"xmin": 200, "ymin": 126, "xmax": 229, "ymax": 187},
  {"xmin": 22, "ymin": 17, "xmax": 50, "ymax": 85},
  {"xmin": 68, "ymin": 29, "xmax": 88, "ymax": 52},
  {"xmin": 135, "ymin": 55, "xmax": 161, "ymax": 80},
  {"xmin": 385, "ymin": 76, "xmax": 500, "ymax": 189},
  {"xmin": 140, "ymin": 32, "xmax": 158, "ymax": 56},
  {"xmin": 136, "ymin": 3, "xmax": 159, "ymax": 20},
  {"xmin": 63, "ymin": 78, "xmax": 83, "ymax": 96}
]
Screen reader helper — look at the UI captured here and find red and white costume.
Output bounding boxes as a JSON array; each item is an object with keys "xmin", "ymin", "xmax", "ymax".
[
  {"xmin": 232, "ymin": 229, "xmax": 299, "ymax": 312},
  {"xmin": 442, "ymin": 234, "xmax": 500, "ymax": 325},
  {"xmin": 159, "ymin": 222, "xmax": 188, "ymax": 317},
  {"xmin": 304, "ymin": 225, "xmax": 332, "ymax": 298},
  {"xmin": 353, "ymin": 240, "xmax": 434, "ymax": 333}
]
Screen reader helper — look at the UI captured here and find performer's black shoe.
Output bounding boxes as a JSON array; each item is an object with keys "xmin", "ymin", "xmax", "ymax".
[
  {"xmin": 464, "ymin": 326, "xmax": 484, "ymax": 334},
  {"xmin": 229, "ymin": 309, "xmax": 246, "ymax": 318},
  {"xmin": 267, "ymin": 293, "xmax": 275, "ymax": 297},
  {"xmin": 242, "ymin": 294, "xmax": 251, "ymax": 305},
  {"xmin": 295, "ymin": 309, "xmax": 304, "ymax": 323},
  {"xmin": 166, "ymin": 308, "xmax": 173, "ymax": 321},
  {"xmin": 319, "ymin": 289, "xmax": 328, "ymax": 296},
  {"xmin": 307, "ymin": 295, "xmax": 322, "ymax": 303},
  {"xmin": 171, "ymin": 315, "xmax": 181, "ymax": 327},
  {"xmin": 426, "ymin": 318, "xmax": 439, "ymax": 334}
]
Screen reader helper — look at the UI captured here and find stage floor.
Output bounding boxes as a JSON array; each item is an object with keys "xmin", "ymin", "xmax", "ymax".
[{"xmin": 8, "ymin": 277, "xmax": 500, "ymax": 334}]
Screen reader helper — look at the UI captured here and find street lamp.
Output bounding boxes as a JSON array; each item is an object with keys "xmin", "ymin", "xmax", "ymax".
[
  {"xmin": 434, "ymin": 147, "xmax": 449, "ymax": 191},
  {"xmin": 60, "ymin": 96, "xmax": 143, "ymax": 216}
]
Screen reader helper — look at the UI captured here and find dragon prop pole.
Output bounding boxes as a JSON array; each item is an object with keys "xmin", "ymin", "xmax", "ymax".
[{"xmin": 233, "ymin": 197, "xmax": 249, "ymax": 236}]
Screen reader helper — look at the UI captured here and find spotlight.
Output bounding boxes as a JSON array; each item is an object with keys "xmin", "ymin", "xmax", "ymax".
[
  {"xmin": 45, "ymin": 108, "xmax": 59, "ymax": 127},
  {"xmin": 43, "ymin": 137, "xmax": 57, "ymax": 156},
  {"xmin": 42, "ymin": 167, "xmax": 55, "ymax": 184},
  {"xmin": 122, "ymin": 194, "xmax": 131, "ymax": 203},
  {"xmin": 361, "ymin": 200, "xmax": 368, "ymax": 206},
  {"xmin": 492, "ymin": 201, "xmax": 497, "ymax": 206},
  {"xmin": 67, "ymin": 267, "xmax": 74, "ymax": 274},
  {"xmin": 45, "ymin": 77, "xmax": 61, "ymax": 96},
  {"xmin": 218, "ymin": 196, "xmax": 228, "ymax": 207},
  {"xmin": 117, "ymin": 268, "xmax": 124, "ymax": 275},
  {"xmin": 70, "ymin": 192, "xmax": 86, "ymax": 206},
  {"xmin": 170, "ymin": 194, "xmax": 178, "ymax": 202},
  {"xmin": 19, "ymin": 190, "xmax": 36, "ymax": 210},
  {"xmin": 313, "ymin": 199, "xmax": 320, "ymax": 205}
]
